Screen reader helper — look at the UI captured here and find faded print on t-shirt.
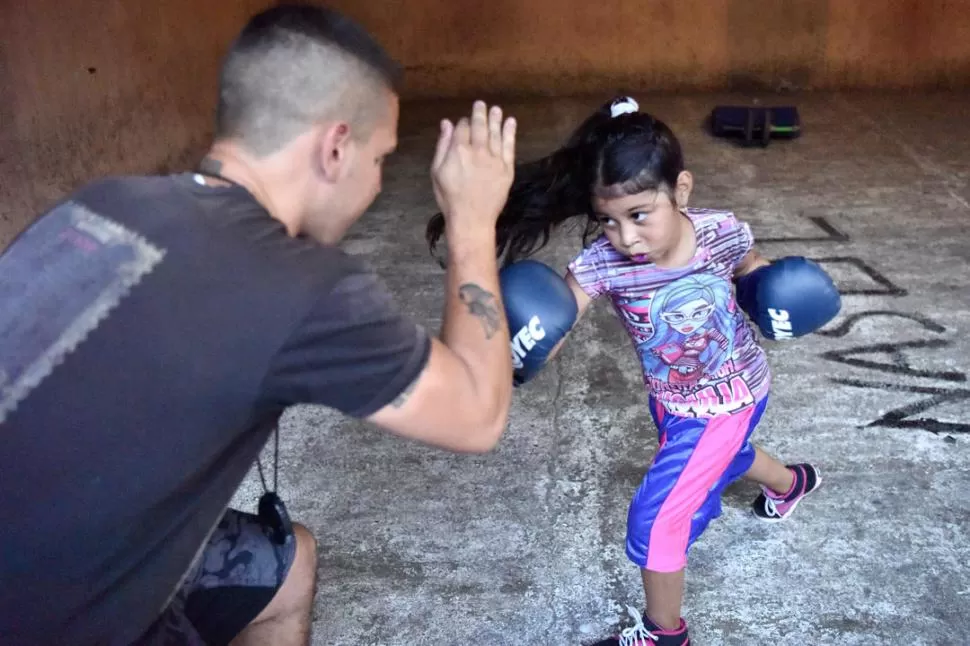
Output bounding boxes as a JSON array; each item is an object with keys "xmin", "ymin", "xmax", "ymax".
[{"xmin": 0, "ymin": 201, "xmax": 165, "ymax": 423}]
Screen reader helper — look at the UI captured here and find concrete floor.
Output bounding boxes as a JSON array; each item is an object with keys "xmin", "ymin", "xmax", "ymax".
[
  {"xmin": 225, "ymin": 91, "xmax": 970, "ymax": 645},
  {"xmin": 8, "ymin": 90, "xmax": 970, "ymax": 644}
]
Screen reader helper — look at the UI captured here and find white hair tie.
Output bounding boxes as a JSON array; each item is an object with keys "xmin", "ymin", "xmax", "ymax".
[{"xmin": 610, "ymin": 97, "xmax": 639, "ymax": 118}]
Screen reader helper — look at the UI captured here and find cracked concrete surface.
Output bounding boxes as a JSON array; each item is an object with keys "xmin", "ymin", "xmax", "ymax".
[
  {"xmin": 5, "ymin": 91, "xmax": 970, "ymax": 645},
  {"xmin": 225, "ymin": 92, "xmax": 970, "ymax": 645}
]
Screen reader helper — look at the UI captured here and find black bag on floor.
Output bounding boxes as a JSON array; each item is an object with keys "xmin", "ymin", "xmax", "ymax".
[{"xmin": 710, "ymin": 105, "xmax": 801, "ymax": 147}]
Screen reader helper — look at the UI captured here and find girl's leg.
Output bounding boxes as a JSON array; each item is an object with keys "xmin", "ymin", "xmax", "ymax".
[
  {"xmin": 641, "ymin": 568, "xmax": 685, "ymax": 630},
  {"xmin": 742, "ymin": 445, "xmax": 795, "ymax": 495},
  {"xmin": 626, "ymin": 398, "xmax": 767, "ymax": 630}
]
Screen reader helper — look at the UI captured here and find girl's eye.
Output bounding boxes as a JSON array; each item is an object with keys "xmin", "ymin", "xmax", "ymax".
[
  {"xmin": 632, "ymin": 212, "xmax": 650, "ymax": 223},
  {"xmin": 599, "ymin": 217, "xmax": 617, "ymax": 228}
]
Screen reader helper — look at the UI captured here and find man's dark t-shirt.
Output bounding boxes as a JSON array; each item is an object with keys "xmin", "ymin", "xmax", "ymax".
[{"xmin": 0, "ymin": 174, "xmax": 431, "ymax": 645}]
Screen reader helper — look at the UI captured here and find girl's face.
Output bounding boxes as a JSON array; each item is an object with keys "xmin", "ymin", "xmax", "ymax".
[{"xmin": 591, "ymin": 171, "xmax": 694, "ymax": 265}]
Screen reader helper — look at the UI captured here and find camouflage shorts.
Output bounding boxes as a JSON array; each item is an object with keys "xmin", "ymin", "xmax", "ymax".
[{"xmin": 130, "ymin": 508, "xmax": 297, "ymax": 646}]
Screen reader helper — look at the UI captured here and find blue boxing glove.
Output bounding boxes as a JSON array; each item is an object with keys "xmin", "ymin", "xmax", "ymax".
[
  {"xmin": 735, "ymin": 256, "xmax": 841, "ymax": 339},
  {"xmin": 499, "ymin": 260, "xmax": 578, "ymax": 385}
]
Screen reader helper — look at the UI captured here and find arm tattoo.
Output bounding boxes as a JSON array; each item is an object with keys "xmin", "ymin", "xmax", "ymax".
[
  {"xmin": 458, "ymin": 283, "xmax": 501, "ymax": 339},
  {"xmin": 391, "ymin": 375, "xmax": 419, "ymax": 408}
]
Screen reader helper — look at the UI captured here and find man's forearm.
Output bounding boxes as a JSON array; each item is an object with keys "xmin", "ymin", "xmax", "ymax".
[{"xmin": 440, "ymin": 230, "xmax": 512, "ymax": 414}]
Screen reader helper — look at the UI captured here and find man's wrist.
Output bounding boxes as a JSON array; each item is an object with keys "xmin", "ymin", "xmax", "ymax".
[{"xmin": 444, "ymin": 225, "xmax": 497, "ymax": 258}]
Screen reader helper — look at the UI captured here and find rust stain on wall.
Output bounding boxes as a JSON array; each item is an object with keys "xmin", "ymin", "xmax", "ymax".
[{"xmin": 2, "ymin": 0, "xmax": 969, "ymax": 246}]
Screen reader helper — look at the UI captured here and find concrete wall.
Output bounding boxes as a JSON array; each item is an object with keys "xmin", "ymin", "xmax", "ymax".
[
  {"xmin": 1, "ymin": 0, "xmax": 269, "ymax": 244},
  {"xmin": 340, "ymin": 0, "xmax": 970, "ymax": 96},
  {"xmin": 3, "ymin": 0, "xmax": 970, "ymax": 245}
]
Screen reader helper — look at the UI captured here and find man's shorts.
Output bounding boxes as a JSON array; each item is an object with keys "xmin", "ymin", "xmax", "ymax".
[
  {"xmin": 625, "ymin": 395, "xmax": 769, "ymax": 572},
  {"xmin": 131, "ymin": 507, "xmax": 297, "ymax": 646}
]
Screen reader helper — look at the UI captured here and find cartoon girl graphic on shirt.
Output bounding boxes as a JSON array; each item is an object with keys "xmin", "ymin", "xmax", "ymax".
[{"xmin": 638, "ymin": 274, "xmax": 734, "ymax": 386}]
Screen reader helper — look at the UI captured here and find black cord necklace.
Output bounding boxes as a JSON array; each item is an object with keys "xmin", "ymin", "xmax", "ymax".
[
  {"xmin": 195, "ymin": 159, "xmax": 293, "ymax": 551},
  {"xmin": 195, "ymin": 158, "xmax": 291, "ymax": 553},
  {"xmin": 192, "ymin": 159, "xmax": 244, "ymax": 189},
  {"xmin": 255, "ymin": 423, "xmax": 292, "ymax": 550}
]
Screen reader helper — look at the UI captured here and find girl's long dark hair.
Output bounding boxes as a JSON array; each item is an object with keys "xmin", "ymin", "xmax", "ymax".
[{"xmin": 425, "ymin": 96, "xmax": 685, "ymax": 266}]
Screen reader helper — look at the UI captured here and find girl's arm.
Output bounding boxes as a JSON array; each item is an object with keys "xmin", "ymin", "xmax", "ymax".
[
  {"xmin": 734, "ymin": 248, "xmax": 771, "ymax": 278},
  {"xmin": 541, "ymin": 271, "xmax": 593, "ymax": 364}
]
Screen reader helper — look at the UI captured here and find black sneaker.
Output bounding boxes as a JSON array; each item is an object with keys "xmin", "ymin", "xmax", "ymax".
[
  {"xmin": 587, "ymin": 606, "xmax": 690, "ymax": 646},
  {"xmin": 752, "ymin": 463, "xmax": 822, "ymax": 522}
]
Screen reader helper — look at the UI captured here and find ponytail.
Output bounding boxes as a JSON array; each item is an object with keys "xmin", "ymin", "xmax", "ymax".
[
  {"xmin": 425, "ymin": 96, "xmax": 666, "ymax": 266},
  {"xmin": 425, "ymin": 142, "xmax": 593, "ymax": 267}
]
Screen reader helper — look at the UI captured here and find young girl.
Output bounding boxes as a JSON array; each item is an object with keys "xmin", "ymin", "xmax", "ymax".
[{"xmin": 428, "ymin": 96, "xmax": 823, "ymax": 645}]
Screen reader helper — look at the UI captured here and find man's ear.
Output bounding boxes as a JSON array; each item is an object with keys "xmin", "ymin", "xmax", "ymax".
[
  {"xmin": 317, "ymin": 121, "xmax": 353, "ymax": 182},
  {"xmin": 674, "ymin": 170, "xmax": 693, "ymax": 208}
]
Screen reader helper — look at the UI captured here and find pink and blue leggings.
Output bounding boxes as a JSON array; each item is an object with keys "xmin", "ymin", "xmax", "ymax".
[{"xmin": 625, "ymin": 396, "xmax": 768, "ymax": 572}]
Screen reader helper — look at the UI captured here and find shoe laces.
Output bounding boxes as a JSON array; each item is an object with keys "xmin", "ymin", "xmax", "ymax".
[
  {"xmin": 764, "ymin": 494, "xmax": 781, "ymax": 517},
  {"xmin": 762, "ymin": 484, "xmax": 793, "ymax": 517},
  {"xmin": 618, "ymin": 605, "xmax": 658, "ymax": 645}
]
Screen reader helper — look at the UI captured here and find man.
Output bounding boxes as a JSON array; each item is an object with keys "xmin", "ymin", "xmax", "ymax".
[{"xmin": 0, "ymin": 4, "xmax": 517, "ymax": 645}]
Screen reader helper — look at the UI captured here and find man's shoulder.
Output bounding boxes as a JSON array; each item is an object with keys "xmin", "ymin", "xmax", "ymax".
[
  {"xmin": 18, "ymin": 173, "xmax": 372, "ymax": 319},
  {"xmin": 69, "ymin": 173, "xmax": 191, "ymax": 205},
  {"xmin": 74, "ymin": 173, "xmax": 366, "ymax": 282}
]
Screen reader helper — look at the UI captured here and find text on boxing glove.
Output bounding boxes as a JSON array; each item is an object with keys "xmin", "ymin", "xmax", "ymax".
[
  {"xmin": 768, "ymin": 308, "xmax": 793, "ymax": 339},
  {"xmin": 510, "ymin": 315, "xmax": 547, "ymax": 369}
]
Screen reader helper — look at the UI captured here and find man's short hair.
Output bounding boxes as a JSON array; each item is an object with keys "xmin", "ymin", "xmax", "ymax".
[{"xmin": 215, "ymin": 3, "xmax": 403, "ymax": 156}]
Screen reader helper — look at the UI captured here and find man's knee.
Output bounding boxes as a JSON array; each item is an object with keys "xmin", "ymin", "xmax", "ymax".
[
  {"xmin": 293, "ymin": 523, "xmax": 318, "ymax": 571},
  {"xmin": 247, "ymin": 522, "xmax": 317, "ymax": 628},
  {"xmin": 288, "ymin": 522, "xmax": 318, "ymax": 600}
]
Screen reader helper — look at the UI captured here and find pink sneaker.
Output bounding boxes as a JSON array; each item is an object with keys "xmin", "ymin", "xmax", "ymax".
[
  {"xmin": 588, "ymin": 606, "xmax": 690, "ymax": 645},
  {"xmin": 752, "ymin": 463, "xmax": 822, "ymax": 521}
]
